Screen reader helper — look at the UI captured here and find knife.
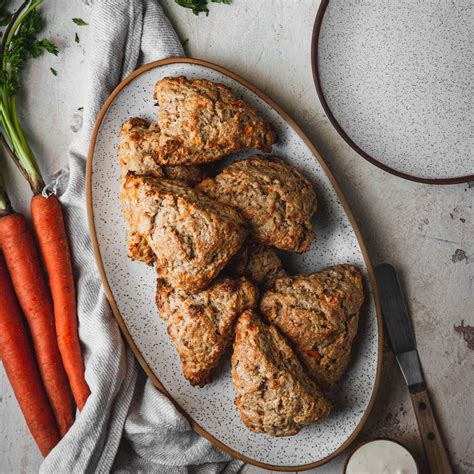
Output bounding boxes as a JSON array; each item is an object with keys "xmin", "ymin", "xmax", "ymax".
[{"xmin": 375, "ymin": 263, "xmax": 453, "ymax": 474}]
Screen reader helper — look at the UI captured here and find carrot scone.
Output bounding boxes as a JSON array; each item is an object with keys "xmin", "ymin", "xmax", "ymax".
[
  {"xmin": 121, "ymin": 174, "xmax": 247, "ymax": 292},
  {"xmin": 197, "ymin": 156, "xmax": 317, "ymax": 252},
  {"xmin": 232, "ymin": 310, "xmax": 331, "ymax": 436},
  {"xmin": 156, "ymin": 277, "xmax": 258, "ymax": 387},
  {"xmin": 226, "ymin": 243, "xmax": 287, "ymax": 289},
  {"xmin": 153, "ymin": 76, "xmax": 277, "ymax": 165},
  {"xmin": 260, "ymin": 264, "xmax": 364, "ymax": 389},
  {"xmin": 118, "ymin": 118, "xmax": 205, "ymax": 184},
  {"xmin": 118, "ymin": 118, "xmax": 206, "ymax": 265}
]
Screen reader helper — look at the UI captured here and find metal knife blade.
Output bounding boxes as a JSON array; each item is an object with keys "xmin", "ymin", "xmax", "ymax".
[{"xmin": 375, "ymin": 263, "xmax": 425, "ymax": 392}]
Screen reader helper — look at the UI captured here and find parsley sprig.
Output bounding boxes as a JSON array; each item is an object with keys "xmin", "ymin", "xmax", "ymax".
[
  {"xmin": 0, "ymin": 0, "xmax": 58, "ymax": 193},
  {"xmin": 175, "ymin": 0, "xmax": 230, "ymax": 16}
]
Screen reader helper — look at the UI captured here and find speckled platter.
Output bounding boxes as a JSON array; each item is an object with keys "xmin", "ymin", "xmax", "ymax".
[
  {"xmin": 87, "ymin": 58, "xmax": 382, "ymax": 471},
  {"xmin": 312, "ymin": 0, "xmax": 474, "ymax": 184}
]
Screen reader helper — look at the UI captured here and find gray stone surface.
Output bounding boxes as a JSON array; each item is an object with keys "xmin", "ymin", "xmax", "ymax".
[{"xmin": 1, "ymin": 1, "xmax": 472, "ymax": 472}]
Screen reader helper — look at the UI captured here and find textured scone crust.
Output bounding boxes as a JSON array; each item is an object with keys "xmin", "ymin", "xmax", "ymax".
[
  {"xmin": 119, "ymin": 118, "xmax": 205, "ymax": 184},
  {"xmin": 162, "ymin": 165, "xmax": 205, "ymax": 185},
  {"xmin": 197, "ymin": 156, "xmax": 317, "ymax": 252},
  {"xmin": 153, "ymin": 76, "xmax": 277, "ymax": 165},
  {"xmin": 121, "ymin": 174, "xmax": 247, "ymax": 292},
  {"xmin": 125, "ymin": 231, "xmax": 156, "ymax": 266},
  {"xmin": 232, "ymin": 310, "xmax": 331, "ymax": 436},
  {"xmin": 119, "ymin": 118, "xmax": 205, "ymax": 264},
  {"xmin": 119, "ymin": 118, "xmax": 163, "ymax": 177},
  {"xmin": 226, "ymin": 243, "xmax": 287, "ymax": 289},
  {"xmin": 260, "ymin": 264, "xmax": 364, "ymax": 389},
  {"xmin": 156, "ymin": 277, "xmax": 258, "ymax": 387}
]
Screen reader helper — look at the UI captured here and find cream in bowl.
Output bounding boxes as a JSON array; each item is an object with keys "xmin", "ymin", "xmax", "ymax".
[{"xmin": 345, "ymin": 439, "xmax": 418, "ymax": 474}]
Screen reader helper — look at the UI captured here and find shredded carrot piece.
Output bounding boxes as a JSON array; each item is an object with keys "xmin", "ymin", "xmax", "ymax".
[
  {"xmin": 307, "ymin": 350, "xmax": 322, "ymax": 360},
  {"xmin": 321, "ymin": 293, "xmax": 338, "ymax": 304}
]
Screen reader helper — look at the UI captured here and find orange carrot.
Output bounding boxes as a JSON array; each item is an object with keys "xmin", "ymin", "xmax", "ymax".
[
  {"xmin": 31, "ymin": 194, "xmax": 90, "ymax": 409},
  {"xmin": 0, "ymin": 212, "xmax": 75, "ymax": 436},
  {"xmin": 0, "ymin": 252, "xmax": 61, "ymax": 456}
]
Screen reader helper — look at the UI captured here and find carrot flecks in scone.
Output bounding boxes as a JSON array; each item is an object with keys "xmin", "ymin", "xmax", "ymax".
[
  {"xmin": 156, "ymin": 277, "xmax": 258, "ymax": 386},
  {"xmin": 260, "ymin": 264, "xmax": 364, "ymax": 389},
  {"xmin": 198, "ymin": 156, "xmax": 317, "ymax": 252},
  {"xmin": 121, "ymin": 174, "xmax": 247, "ymax": 292},
  {"xmin": 153, "ymin": 76, "xmax": 277, "ymax": 165},
  {"xmin": 118, "ymin": 118, "xmax": 205, "ymax": 183},
  {"xmin": 231, "ymin": 309, "xmax": 331, "ymax": 436}
]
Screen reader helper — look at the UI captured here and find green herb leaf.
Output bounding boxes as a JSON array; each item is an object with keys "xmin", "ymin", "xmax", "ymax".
[
  {"xmin": 175, "ymin": 0, "xmax": 208, "ymax": 15},
  {"xmin": 75, "ymin": 32, "xmax": 79, "ymax": 43},
  {"xmin": 3, "ymin": 9, "xmax": 49, "ymax": 93},
  {"xmin": 174, "ymin": 0, "xmax": 231, "ymax": 15},
  {"xmin": 72, "ymin": 17, "xmax": 88, "ymax": 26},
  {"xmin": 35, "ymin": 38, "xmax": 59, "ymax": 56},
  {"xmin": 50, "ymin": 67, "xmax": 57, "ymax": 76}
]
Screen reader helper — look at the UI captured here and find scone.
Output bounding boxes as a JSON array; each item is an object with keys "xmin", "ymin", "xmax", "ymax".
[
  {"xmin": 119, "ymin": 118, "xmax": 205, "ymax": 184},
  {"xmin": 121, "ymin": 173, "xmax": 247, "ymax": 292},
  {"xmin": 197, "ymin": 156, "xmax": 317, "ymax": 252},
  {"xmin": 226, "ymin": 243, "xmax": 287, "ymax": 289},
  {"xmin": 156, "ymin": 277, "xmax": 258, "ymax": 387},
  {"xmin": 260, "ymin": 264, "xmax": 364, "ymax": 389},
  {"xmin": 153, "ymin": 76, "xmax": 277, "ymax": 165},
  {"xmin": 232, "ymin": 310, "xmax": 331, "ymax": 436},
  {"xmin": 119, "ymin": 118, "xmax": 206, "ymax": 265}
]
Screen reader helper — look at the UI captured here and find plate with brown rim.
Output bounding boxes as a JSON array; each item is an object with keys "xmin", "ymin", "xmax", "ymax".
[
  {"xmin": 87, "ymin": 58, "xmax": 383, "ymax": 471},
  {"xmin": 312, "ymin": 0, "xmax": 474, "ymax": 185}
]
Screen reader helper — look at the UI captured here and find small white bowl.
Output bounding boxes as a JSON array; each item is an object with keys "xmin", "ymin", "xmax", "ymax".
[{"xmin": 344, "ymin": 438, "xmax": 419, "ymax": 474}]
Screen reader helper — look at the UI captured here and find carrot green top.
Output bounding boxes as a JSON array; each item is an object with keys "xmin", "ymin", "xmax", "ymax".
[{"xmin": 0, "ymin": 0, "xmax": 57, "ymax": 195}]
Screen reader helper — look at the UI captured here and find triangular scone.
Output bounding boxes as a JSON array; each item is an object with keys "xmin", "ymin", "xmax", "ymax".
[
  {"xmin": 121, "ymin": 173, "xmax": 247, "ymax": 292},
  {"xmin": 153, "ymin": 76, "xmax": 277, "ymax": 165},
  {"xmin": 197, "ymin": 156, "xmax": 317, "ymax": 252},
  {"xmin": 119, "ymin": 118, "xmax": 206, "ymax": 265},
  {"xmin": 156, "ymin": 277, "xmax": 258, "ymax": 387},
  {"xmin": 260, "ymin": 264, "xmax": 364, "ymax": 389},
  {"xmin": 232, "ymin": 310, "xmax": 331, "ymax": 436}
]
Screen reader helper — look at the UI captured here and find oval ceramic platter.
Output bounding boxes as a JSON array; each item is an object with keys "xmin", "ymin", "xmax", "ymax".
[
  {"xmin": 87, "ymin": 58, "xmax": 382, "ymax": 471},
  {"xmin": 312, "ymin": 0, "xmax": 474, "ymax": 184}
]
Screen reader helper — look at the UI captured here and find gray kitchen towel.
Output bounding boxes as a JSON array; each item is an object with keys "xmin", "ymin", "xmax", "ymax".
[{"xmin": 40, "ymin": 1, "xmax": 242, "ymax": 473}]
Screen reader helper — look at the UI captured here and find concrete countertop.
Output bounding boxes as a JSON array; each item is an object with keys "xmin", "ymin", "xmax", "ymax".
[{"xmin": 1, "ymin": 1, "xmax": 472, "ymax": 472}]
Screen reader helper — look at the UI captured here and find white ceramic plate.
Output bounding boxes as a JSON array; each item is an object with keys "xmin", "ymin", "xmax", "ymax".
[
  {"xmin": 313, "ymin": 0, "xmax": 474, "ymax": 184},
  {"xmin": 87, "ymin": 58, "xmax": 382, "ymax": 471}
]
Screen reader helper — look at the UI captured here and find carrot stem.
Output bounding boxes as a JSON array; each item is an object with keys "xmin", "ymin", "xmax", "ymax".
[{"xmin": 0, "ymin": 252, "xmax": 60, "ymax": 456}]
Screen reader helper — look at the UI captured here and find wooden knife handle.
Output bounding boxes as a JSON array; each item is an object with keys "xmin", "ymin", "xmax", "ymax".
[{"xmin": 410, "ymin": 389, "xmax": 453, "ymax": 474}]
